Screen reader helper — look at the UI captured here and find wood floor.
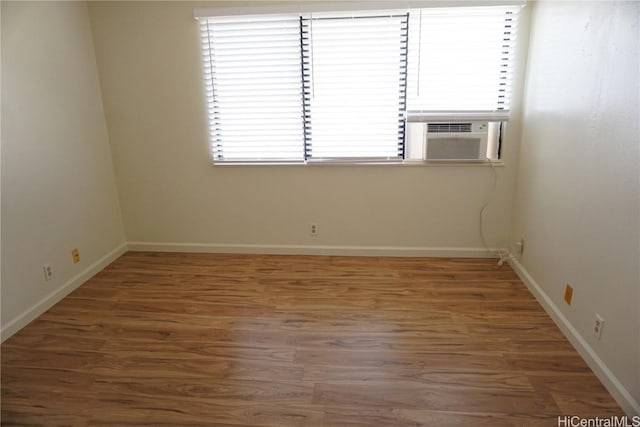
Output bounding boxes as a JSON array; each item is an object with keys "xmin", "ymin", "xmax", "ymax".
[{"xmin": 1, "ymin": 252, "xmax": 622, "ymax": 426}]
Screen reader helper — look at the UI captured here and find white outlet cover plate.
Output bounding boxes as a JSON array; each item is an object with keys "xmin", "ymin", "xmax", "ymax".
[{"xmin": 594, "ymin": 314, "xmax": 604, "ymax": 339}]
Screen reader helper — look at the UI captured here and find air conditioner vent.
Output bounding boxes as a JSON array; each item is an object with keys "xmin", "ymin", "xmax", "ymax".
[{"xmin": 427, "ymin": 123, "xmax": 472, "ymax": 133}]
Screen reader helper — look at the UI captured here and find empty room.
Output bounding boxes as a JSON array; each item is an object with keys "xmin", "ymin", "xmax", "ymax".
[{"xmin": 1, "ymin": 0, "xmax": 638, "ymax": 425}]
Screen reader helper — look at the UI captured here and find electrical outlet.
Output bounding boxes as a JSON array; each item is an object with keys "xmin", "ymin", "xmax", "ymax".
[
  {"xmin": 310, "ymin": 223, "xmax": 319, "ymax": 236},
  {"xmin": 593, "ymin": 314, "xmax": 604, "ymax": 340},
  {"xmin": 43, "ymin": 264, "xmax": 53, "ymax": 281},
  {"xmin": 515, "ymin": 239, "xmax": 525, "ymax": 256},
  {"xmin": 71, "ymin": 248, "xmax": 80, "ymax": 264}
]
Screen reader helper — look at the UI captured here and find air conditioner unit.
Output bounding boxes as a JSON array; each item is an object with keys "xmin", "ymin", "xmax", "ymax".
[{"xmin": 424, "ymin": 121, "xmax": 488, "ymax": 160}]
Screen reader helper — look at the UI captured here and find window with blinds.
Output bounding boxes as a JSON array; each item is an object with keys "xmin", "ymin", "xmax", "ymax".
[
  {"xmin": 197, "ymin": 5, "xmax": 521, "ymax": 164},
  {"xmin": 406, "ymin": 6, "xmax": 519, "ymax": 113},
  {"xmin": 200, "ymin": 15, "xmax": 305, "ymax": 162},
  {"xmin": 304, "ymin": 15, "xmax": 408, "ymax": 161}
]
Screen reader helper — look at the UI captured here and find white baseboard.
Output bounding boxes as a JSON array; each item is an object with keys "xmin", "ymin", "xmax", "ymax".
[
  {"xmin": 0, "ymin": 242, "xmax": 128, "ymax": 343},
  {"xmin": 127, "ymin": 241, "xmax": 501, "ymax": 258},
  {"xmin": 508, "ymin": 257, "xmax": 640, "ymax": 417}
]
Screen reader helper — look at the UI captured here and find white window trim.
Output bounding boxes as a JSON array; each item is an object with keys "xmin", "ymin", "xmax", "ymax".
[
  {"xmin": 210, "ymin": 159, "xmax": 506, "ymax": 167},
  {"xmin": 194, "ymin": 1, "xmax": 525, "ymax": 19},
  {"xmin": 406, "ymin": 111, "xmax": 511, "ymax": 123}
]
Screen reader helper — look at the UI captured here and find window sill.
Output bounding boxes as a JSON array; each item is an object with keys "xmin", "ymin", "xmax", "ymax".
[{"xmin": 212, "ymin": 159, "xmax": 505, "ymax": 167}]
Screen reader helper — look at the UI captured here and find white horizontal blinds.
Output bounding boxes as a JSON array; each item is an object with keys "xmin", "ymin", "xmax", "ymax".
[
  {"xmin": 200, "ymin": 15, "xmax": 305, "ymax": 162},
  {"xmin": 304, "ymin": 15, "xmax": 409, "ymax": 160},
  {"xmin": 407, "ymin": 6, "xmax": 520, "ymax": 112}
]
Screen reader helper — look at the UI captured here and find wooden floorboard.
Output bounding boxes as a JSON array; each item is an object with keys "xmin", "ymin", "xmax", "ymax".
[{"xmin": 1, "ymin": 252, "xmax": 622, "ymax": 426}]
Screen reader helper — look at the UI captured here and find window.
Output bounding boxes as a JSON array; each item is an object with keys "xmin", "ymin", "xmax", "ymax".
[
  {"xmin": 201, "ymin": 15, "xmax": 305, "ymax": 161},
  {"xmin": 197, "ymin": 5, "xmax": 521, "ymax": 164},
  {"xmin": 407, "ymin": 7, "xmax": 517, "ymax": 112},
  {"xmin": 305, "ymin": 14, "xmax": 408, "ymax": 160}
]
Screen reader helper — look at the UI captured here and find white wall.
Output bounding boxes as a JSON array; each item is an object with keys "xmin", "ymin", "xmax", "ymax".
[
  {"xmin": 1, "ymin": 1, "xmax": 126, "ymax": 338},
  {"xmin": 87, "ymin": 1, "xmax": 529, "ymax": 256},
  {"xmin": 510, "ymin": 0, "xmax": 639, "ymax": 414}
]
